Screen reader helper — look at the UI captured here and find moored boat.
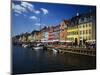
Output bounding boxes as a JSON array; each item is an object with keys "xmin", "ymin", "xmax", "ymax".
[
  {"xmin": 22, "ymin": 44, "xmax": 28, "ymax": 48},
  {"xmin": 32, "ymin": 43, "xmax": 47, "ymax": 50}
]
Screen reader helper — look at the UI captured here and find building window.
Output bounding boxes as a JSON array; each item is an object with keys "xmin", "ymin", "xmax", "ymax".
[
  {"xmin": 86, "ymin": 24, "xmax": 88, "ymax": 27},
  {"xmin": 89, "ymin": 23, "xmax": 91, "ymax": 27},
  {"xmin": 89, "ymin": 29, "xmax": 91, "ymax": 34},
  {"xmin": 80, "ymin": 37, "xmax": 82, "ymax": 39},
  {"xmin": 86, "ymin": 30, "xmax": 88, "ymax": 34},
  {"xmin": 83, "ymin": 30, "xmax": 85, "ymax": 34},
  {"xmin": 80, "ymin": 31, "xmax": 82, "ymax": 35},
  {"xmin": 83, "ymin": 25, "xmax": 85, "ymax": 28},
  {"xmin": 74, "ymin": 32, "xmax": 76, "ymax": 35},
  {"xmin": 71, "ymin": 38, "xmax": 74, "ymax": 40}
]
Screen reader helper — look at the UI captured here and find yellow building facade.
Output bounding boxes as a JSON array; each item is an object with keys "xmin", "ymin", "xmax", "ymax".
[
  {"xmin": 78, "ymin": 22, "xmax": 93, "ymax": 41},
  {"xmin": 67, "ymin": 22, "xmax": 95, "ymax": 44},
  {"xmin": 67, "ymin": 25, "xmax": 79, "ymax": 43}
]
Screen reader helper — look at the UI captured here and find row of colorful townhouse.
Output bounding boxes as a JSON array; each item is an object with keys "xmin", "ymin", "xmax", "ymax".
[
  {"xmin": 42, "ymin": 12, "xmax": 96, "ymax": 45},
  {"xmin": 15, "ymin": 11, "xmax": 96, "ymax": 45}
]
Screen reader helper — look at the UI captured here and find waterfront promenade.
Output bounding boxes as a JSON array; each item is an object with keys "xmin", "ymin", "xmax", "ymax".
[
  {"xmin": 13, "ymin": 41, "xmax": 96, "ymax": 56},
  {"xmin": 47, "ymin": 45, "xmax": 96, "ymax": 56}
]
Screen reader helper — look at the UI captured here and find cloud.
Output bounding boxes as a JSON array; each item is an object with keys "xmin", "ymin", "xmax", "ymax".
[
  {"xmin": 40, "ymin": 8, "xmax": 48, "ymax": 15},
  {"xmin": 21, "ymin": 2, "xmax": 41, "ymax": 15},
  {"xmin": 34, "ymin": 10, "xmax": 40, "ymax": 14},
  {"xmin": 12, "ymin": 2, "xmax": 41, "ymax": 15},
  {"xmin": 15, "ymin": 13, "xmax": 19, "ymax": 16},
  {"xmin": 30, "ymin": 16, "xmax": 38, "ymax": 20},
  {"xmin": 34, "ymin": 23, "xmax": 46, "ymax": 27},
  {"xmin": 34, "ymin": 23, "xmax": 41, "ymax": 26},
  {"xmin": 21, "ymin": 2, "xmax": 33, "ymax": 12},
  {"xmin": 14, "ymin": 10, "xmax": 22, "ymax": 14},
  {"xmin": 12, "ymin": 2, "xmax": 49, "ymax": 19},
  {"xmin": 12, "ymin": 3, "xmax": 27, "ymax": 14}
]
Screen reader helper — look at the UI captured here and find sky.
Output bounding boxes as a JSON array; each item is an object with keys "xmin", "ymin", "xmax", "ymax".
[{"xmin": 12, "ymin": 1, "xmax": 96, "ymax": 36}]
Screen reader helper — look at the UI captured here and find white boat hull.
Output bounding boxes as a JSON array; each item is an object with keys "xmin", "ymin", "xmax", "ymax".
[
  {"xmin": 32, "ymin": 46, "xmax": 43, "ymax": 50},
  {"xmin": 22, "ymin": 44, "xmax": 28, "ymax": 48}
]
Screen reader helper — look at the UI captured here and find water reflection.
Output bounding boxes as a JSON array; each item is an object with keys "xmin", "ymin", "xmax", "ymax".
[
  {"xmin": 52, "ymin": 49, "xmax": 58, "ymax": 56},
  {"xmin": 13, "ymin": 46, "xmax": 96, "ymax": 74}
]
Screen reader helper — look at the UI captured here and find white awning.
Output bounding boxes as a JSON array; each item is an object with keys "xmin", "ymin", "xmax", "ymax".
[
  {"xmin": 59, "ymin": 40, "xmax": 72, "ymax": 42},
  {"xmin": 53, "ymin": 39, "xmax": 59, "ymax": 42}
]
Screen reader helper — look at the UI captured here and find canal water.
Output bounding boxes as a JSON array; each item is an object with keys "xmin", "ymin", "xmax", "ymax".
[{"xmin": 12, "ymin": 46, "xmax": 96, "ymax": 74}]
